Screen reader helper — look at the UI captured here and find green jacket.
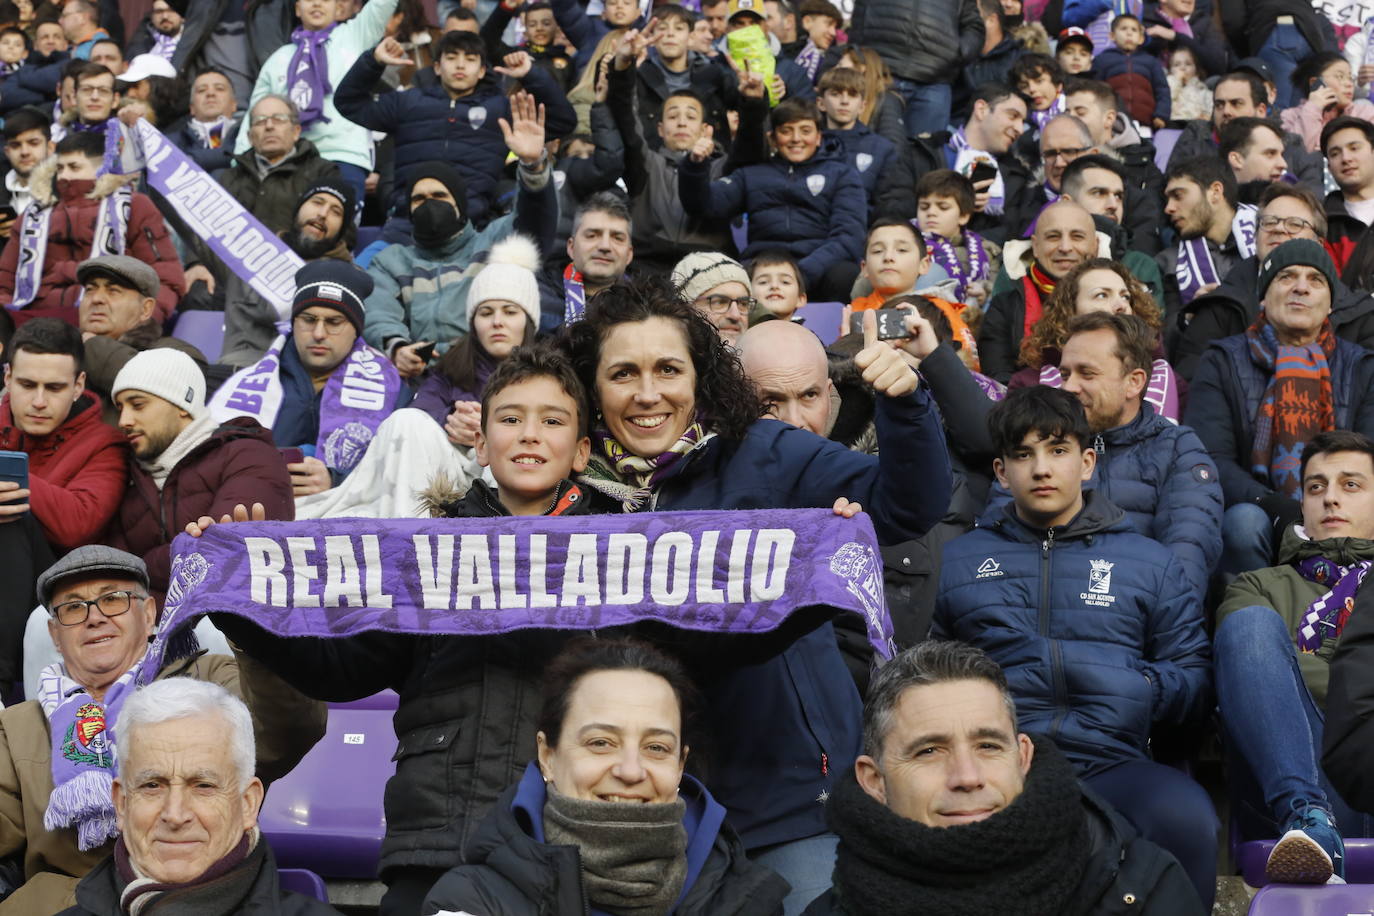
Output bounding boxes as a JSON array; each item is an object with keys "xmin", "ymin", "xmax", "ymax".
[{"xmin": 1218, "ymin": 526, "xmax": 1374, "ymax": 706}]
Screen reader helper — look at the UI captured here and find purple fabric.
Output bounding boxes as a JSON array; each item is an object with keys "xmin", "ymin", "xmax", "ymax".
[
  {"xmin": 1039, "ymin": 358, "xmax": 1181, "ymax": 422},
  {"xmin": 315, "ymin": 338, "xmax": 405, "ymax": 471},
  {"xmin": 135, "ymin": 121, "xmax": 303, "ymax": 318},
  {"xmin": 1295, "ymin": 554, "xmax": 1371, "ymax": 652},
  {"xmin": 161, "ymin": 511, "xmax": 897, "ymax": 657},
  {"xmin": 287, "ymin": 24, "xmax": 338, "ymax": 129},
  {"xmin": 411, "ymin": 358, "xmax": 493, "ymax": 426}
]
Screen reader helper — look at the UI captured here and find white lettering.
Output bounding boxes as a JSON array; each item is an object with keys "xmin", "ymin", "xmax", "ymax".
[
  {"xmin": 561, "ymin": 534, "xmax": 601, "ymax": 606},
  {"xmin": 527, "ymin": 535, "xmax": 557, "ymax": 607},
  {"xmin": 605, "ymin": 533, "xmax": 646, "ymax": 604},
  {"xmin": 650, "ymin": 533, "xmax": 692, "ymax": 605},
  {"xmin": 413, "ymin": 534, "xmax": 454, "ymax": 609},
  {"xmin": 361, "ymin": 535, "xmax": 393, "ymax": 607},
  {"xmin": 496, "ymin": 534, "xmax": 528, "ymax": 608},
  {"xmin": 750, "ymin": 529, "xmax": 795, "ymax": 600},
  {"xmin": 245, "ymin": 537, "xmax": 287, "ymax": 606},
  {"xmin": 286, "ymin": 536, "xmax": 320, "ymax": 608},
  {"xmin": 694, "ymin": 530, "xmax": 725, "ymax": 603},
  {"xmin": 454, "ymin": 534, "xmax": 495, "ymax": 609},
  {"xmin": 726, "ymin": 529, "xmax": 751, "ymax": 603},
  {"xmin": 322, "ymin": 535, "xmax": 363, "ymax": 607}
]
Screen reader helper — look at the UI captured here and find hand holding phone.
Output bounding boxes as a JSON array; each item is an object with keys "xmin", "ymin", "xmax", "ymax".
[
  {"xmin": 849, "ymin": 308, "xmax": 912, "ymax": 340},
  {"xmin": 0, "ymin": 450, "xmax": 30, "ymax": 521}
]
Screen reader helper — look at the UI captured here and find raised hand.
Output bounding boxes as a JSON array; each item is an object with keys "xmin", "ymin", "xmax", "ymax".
[
  {"xmin": 688, "ymin": 123, "xmax": 715, "ymax": 162},
  {"xmin": 374, "ymin": 36, "xmax": 411, "ymax": 66},
  {"xmin": 495, "ymin": 50, "xmax": 534, "ymax": 79},
  {"xmin": 499, "ymin": 90, "xmax": 547, "ymax": 165},
  {"xmin": 614, "ymin": 21, "xmax": 661, "ymax": 69},
  {"xmin": 726, "ymin": 54, "xmax": 766, "ymax": 100},
  {"xmin": 854, "ymin": 309, "xmax": 919, "ymax": 398},
  {"xmin": 185, "ymin": 502, "xmax": 267, "ymax": 537}
]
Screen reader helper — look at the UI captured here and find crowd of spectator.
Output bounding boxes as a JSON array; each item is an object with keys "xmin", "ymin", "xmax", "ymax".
[{"xmin": 0, "ymin": 0, "xmax": 1373, "ymax": 911}]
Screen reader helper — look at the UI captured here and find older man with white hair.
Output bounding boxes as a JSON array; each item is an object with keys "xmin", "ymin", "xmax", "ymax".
[
  {"xmin": 57, "ymin": 679, "xmax": 341, "ymax": 915},
  {"xmin": 0, "ymin": 547, "xmax": 324, "ymax": 915}
]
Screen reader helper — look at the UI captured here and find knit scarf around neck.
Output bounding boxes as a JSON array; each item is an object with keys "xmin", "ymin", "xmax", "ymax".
[
  {"xmin": 138, "ymin": 412, "xmax": 216, "ymax": 490},
  {"xmin": 543, "ymin": 788, "xmax": 688, "ymax": 916},
  {"xmin": 287, "ymin": 23, "xmax": 337, "ymax": 129},
  {"xmin": 577, "ymin": 422, "xmax": 712, "ymax": 511},
  {"xmin": 826, "ymin": 737, "xmax": 1092, "ymax": 916},
  {"xmin": 1020, "ymin": 264, "xmax": 1057, "ymax": 337},
  {"xmin": 116, "ymin": 829, "xmax": 262, "ymax": 916},
  {"xmin": 1246, "ymin": 315, "xmax": 1336, "ymax": 499}
]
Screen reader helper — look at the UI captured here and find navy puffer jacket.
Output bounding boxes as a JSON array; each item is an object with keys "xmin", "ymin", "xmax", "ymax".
[
  {"xmin": 1183, "ymin": 333, "xmax": 1374, "ymax": 505},
  {"xmin": 678, "ymin": 137, "xmax": 867, "ymax": 288},
  {"xmin": 989, "ymin": 404, "xmax": 1222, "ymax": 601},
  {"xmin": 934, "ymin": 491, "xmax": 1211, "ymax": 776},
  {"xmin": 335, "ymin": 51, "xmax": 576, "ymax": 221},
  {"xmin": 825, "ymin": 125, "xmax": 895, "ymax": 203}
]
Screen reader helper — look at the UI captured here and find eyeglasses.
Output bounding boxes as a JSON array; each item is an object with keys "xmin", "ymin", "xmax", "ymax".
[
  {"xmin": 696, "ymin": 295, "xmax": 757, "ymax": 314},
  {"xmin": 1258, "ymin": 215, "xmax": 1316, "ymax": 235},
  {"xmin": 1042, "ymin": 146, "xmax": 1090, "ymax": 163},
  {"xmin": 294, "ymin": 313, "xmax": 351, "ymax": 335},
  {"xmin": 251, "ymin": 113, "xmax": 296, "ymax": 127},
  {"xmin": 51, "ymin": 589, "xmax": 146, "ymax": 627},
  {"xmin": 77, "ymin": 85, "xmax": 113, "ymax": 98}
]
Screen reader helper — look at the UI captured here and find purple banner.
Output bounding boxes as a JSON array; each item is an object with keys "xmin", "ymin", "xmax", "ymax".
[
  {"xmin": 133, "ymin": 120, "xmax": 303, "ymax": 320},
  {"xmin": 156, "ymin": 509, "xmax": 895, "ymax": 662}
]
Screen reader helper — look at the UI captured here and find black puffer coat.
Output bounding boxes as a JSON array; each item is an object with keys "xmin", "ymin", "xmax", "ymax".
[{"xmin": 847, "ymin": 0, "xmax": 984, "ymax": 84}]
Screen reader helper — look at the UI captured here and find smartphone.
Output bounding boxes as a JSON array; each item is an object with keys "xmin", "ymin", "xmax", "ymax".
[
  {"xmin": 969, "ymin": 160, "xmax": 998, "ymax": 186},
  {"xmin": 278, "ymin": 447, "xmax": 305, "ymax": 467},
  {"xmin": 413, "ymin": 341, "xmax": 436, "ymax": 363},
  {"xmin": 0, "ymin": 205, "xmax": 17, "ymax": 222},
  {"xmin": 0, "ymin": 450, "xmax": 28, "ymax": 508},
  {"xmin": 849, "ymin": 309, "xmax": 911, "ymax": 340}
]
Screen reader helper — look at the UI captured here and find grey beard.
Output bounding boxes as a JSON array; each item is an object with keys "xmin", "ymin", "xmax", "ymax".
[{"xmin": 284, "ymin": 227, "xmax": 339, "ymax": 259}]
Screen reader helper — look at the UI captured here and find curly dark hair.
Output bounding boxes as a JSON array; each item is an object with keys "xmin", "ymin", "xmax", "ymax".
[
  {"xmin": 1018, "ymin": 258, "xmax": 1159, "ymax": 369},
  {"xmin": 563, "ymin": 275, "xmax": 762, "ymax": 443}
]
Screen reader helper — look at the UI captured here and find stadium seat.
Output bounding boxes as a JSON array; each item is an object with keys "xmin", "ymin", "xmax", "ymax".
[
  {"xmin": 354, "ymin": 225, "xmax": 383, "ymax": 256},
  {"xmin": 796, "ymin": 301, "xmax": 846, "ymax": 345},
  {"xmin": 170, "ymin": 310, "xmax": 226, "ymax": 363},
  {"xmin": 1248, "ymin": 883, "xmax": 1374, "ymax": 914},
  {"xmin": 259, "ymin": 690, "xmax": 399, "ymax": 879},
  {"xmin": 1239, "ymin": 839, "xmax": 1374, "ymax": 887},
  {"xmin": 1153, "ymin": 128, "xmax": 1183, "ymax": 173},
  {"xmin": 277, "ymin": 868, "xmax": 330, "ymax": 902}
]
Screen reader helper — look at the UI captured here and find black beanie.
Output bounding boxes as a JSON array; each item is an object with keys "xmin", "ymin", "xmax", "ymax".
[
  {"xmin": 165, "ymin": 0, "xmax": 190, "ymax": 16},
  {"xmin": 407, "ymin": 161, "xmax": 469, "ymax": 221},
  {"xmin": 292, "ymin": 260, "xmax": 374, "ymax": 335},
  {"xmin": 1258, "ymin": 238, "xmax": 1338, "ymax": 299},
  {"xmin": 296, "ymin": 177, "xmax": 357, "ymax": 229}
]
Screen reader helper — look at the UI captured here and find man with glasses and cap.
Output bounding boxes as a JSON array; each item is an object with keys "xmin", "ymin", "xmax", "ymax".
[{"xmin": 0, "ymin": 546, "xmax": 323, "ymax": 915}]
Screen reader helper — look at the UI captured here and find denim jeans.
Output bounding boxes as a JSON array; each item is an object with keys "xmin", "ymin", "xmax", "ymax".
[
  {"xmin": 1258, "ymin": 23, "xmax": 1313, "ymax": 111},
  {"xmin": 1214, "ymin": 605, "xmax": 1374, "ymax": 838},
  {"xmin": 750, "ymin": 833, "xmax": 840, "ymax": 916},
  {"xmin": 1221, "ymin": 503, "xmax": 1276, "ymax": 579},
  {"xmin": 1084, "ymin": 760, "xmax": 1218, "ymax": 910},
  {"xmin": 890, "ymin": 78, "xmax": 952, "ymax": 138}
]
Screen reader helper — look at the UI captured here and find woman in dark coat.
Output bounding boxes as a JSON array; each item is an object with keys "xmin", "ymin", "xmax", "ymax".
[{"xmin": 422, "ymin": 638, "xmax": 791, "ymax": 916}]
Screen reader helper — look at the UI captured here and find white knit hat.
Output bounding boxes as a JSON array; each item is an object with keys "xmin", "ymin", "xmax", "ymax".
[
  {"xmin": 466, "ymin": 234, "xmax": 542, "ymax": 330},
  {"xmin": 671, "ymin": 251, "xmax": 751, "ymax": 304},
  {"xmin": 111, "ymin": 349, "xmax": 207, "ymax": 419}
]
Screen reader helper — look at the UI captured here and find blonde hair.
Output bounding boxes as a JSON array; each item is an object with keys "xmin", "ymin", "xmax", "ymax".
[
  {"xmin": 839, "ymin": 46, "xmax": 892, "ymax": 126},
  {"xmin": 571, "ymin": 29, "xmax": 627, "ymax": 98}
]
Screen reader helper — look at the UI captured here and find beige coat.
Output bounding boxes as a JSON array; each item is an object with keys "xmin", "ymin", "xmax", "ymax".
[{"xmin": 0, "ymin": 650, "xmax": 326, "ymax": 915}]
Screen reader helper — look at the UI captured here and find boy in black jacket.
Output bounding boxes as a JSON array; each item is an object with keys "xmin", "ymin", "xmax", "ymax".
[{"xmin": 435, "ymin": 344, "xmax": 613, "ymax": 518}]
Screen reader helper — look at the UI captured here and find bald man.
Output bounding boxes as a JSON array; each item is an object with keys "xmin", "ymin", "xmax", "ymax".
[
  {"xmin": 978, "ymin": 199, "xmax": 1101, "ymax": 383},
  {"xmin": 740, "ymin": 320, "xmax": 838, "ymax": 435}
]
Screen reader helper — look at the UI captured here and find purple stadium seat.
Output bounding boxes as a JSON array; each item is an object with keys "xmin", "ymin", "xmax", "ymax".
[
  {"xmin": 170, "ymin": 310, "xmax": 225, "ymax": 363},
  {"xmin": 259, "ymin": 690, "xmax": 398, "ymax": 879},
  {"xmin": 1240, "ymin": 840, "xmax": 1374, "ymax": 887},
  {"xmin": 277, "ymin": 868, "xmax": 329, "ymax": 902},
  {"xmin": 796, "ymin": 301, "xmax": 846, "ymax": 345},
  {"xmin": 1154, "ymin": 128, "xmax": 1183, "ymax": 173},
  {"xmin": 1249, "ymin": 884, "xmax": 1374, "ymax": 914}
]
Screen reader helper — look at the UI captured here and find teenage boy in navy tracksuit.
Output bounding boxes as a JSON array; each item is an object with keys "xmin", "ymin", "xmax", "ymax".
[{"xmin": 934, "ymin": 385, "xmax": 1216, "ymax": 909}]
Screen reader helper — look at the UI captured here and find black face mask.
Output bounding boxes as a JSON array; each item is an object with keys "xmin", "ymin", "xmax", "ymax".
[{"xmin": 411, "ymin": 198, "xmax": 463, "ymax": 248}]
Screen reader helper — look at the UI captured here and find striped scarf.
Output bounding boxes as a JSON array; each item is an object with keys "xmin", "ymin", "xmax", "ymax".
[
  {"xmin": 1246, "ymin": 316, "xmax": 1337, "ymax": 499},
  {"xmin": 578, "ymin": 422, "xmax": 712, "ymax": 511}
]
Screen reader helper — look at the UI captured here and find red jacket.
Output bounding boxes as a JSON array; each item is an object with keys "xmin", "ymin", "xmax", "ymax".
[
  {"xmin": 0, "ymin": 168, "xmax": 185, "ymax": 324},
  {"xmin": 105, "ymin": 418, "xmax": 294, "ymax": 597},
  {"xmin": 0, "ymin": 392, "xmax": 128, "ymax": 551}
]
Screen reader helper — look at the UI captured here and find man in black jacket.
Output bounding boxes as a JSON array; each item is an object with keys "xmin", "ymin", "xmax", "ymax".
[
  {"xmin": 848, "ymin": 0, "xmax": 982, "ymax": 137},
  {"xmin": 802, "ymin": 641, "xmax": 1204, "ymax": 915}
]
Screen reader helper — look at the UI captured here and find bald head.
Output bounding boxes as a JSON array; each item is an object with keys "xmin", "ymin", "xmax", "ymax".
[
  {"xmin": 739, "ymin": 320, "xmax": 836, "ymax": 435},
  {"xmin": 1032, "ymin": 200, "xmax": 1098, "ymax": 279}
]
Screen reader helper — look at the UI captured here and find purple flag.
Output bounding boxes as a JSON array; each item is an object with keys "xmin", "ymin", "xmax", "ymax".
[{"xmin": 154, "ymin": 510, "xmax": 896, "ymax": 665}]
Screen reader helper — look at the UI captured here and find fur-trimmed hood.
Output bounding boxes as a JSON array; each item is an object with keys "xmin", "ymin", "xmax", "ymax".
[
  {"xmin": 26, "ymin": 157, "xmax": 138, "ymax": 209},
  {"xmin": 1011, "ymin": 21, "xmax": 1051, "ymax": 54},
  {"xmin": 418, "ymin": 470, "xmax": 470, "ymax": 518}
]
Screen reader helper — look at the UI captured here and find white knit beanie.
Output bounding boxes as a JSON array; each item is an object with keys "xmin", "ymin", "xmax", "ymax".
[
  {"xmin": 466, "ymin": 234, "xmax": 543, "ymax": 330},
  {"xmin": 671, "ymin": 251, "xmax": 751, "ymax": 304},
  {"xmin": 111, "ymin": 349, "xmax": 207, "ymax": 419}
]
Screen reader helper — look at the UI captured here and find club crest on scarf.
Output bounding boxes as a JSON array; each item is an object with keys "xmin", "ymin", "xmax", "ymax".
[
  {"xmin": 829, "ymin": 541, "xmax": 893, "ymax": 654},
  {"xmin": 63, "ymin": 703, "xmax": 112, "ymax": 768}
]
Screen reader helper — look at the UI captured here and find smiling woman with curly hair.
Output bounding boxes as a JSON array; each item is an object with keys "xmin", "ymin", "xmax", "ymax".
[
  {"xmin": 560, "ymin": 273, "xmax": 953, "ymax": 908},
  {"xmin": 1010, "ymin": 258, "xmax": 1184, "ymax": 420}
]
